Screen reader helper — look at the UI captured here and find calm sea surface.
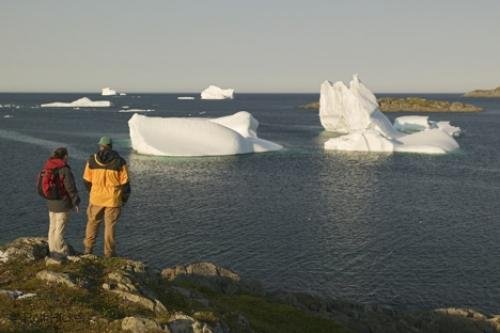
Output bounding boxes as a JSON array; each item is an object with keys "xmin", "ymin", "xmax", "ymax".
[{"xmin": 1, "ymin": 93, "xmax": 499, "ymax": 313}]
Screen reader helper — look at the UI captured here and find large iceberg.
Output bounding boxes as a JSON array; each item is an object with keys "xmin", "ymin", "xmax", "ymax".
[
  {"xmin": 320, "ymin": 75, "xmax": 460, "ymax": 154},
  {"xmin": 201, "ymin": 85, "xmax": 234, "ymax": 100},
  {"xmin": 41, "ymin": 97, "xmax": 111, "ymax": 108},
  {"xmin": 128, "ymin": 111, "xmax": 282, "ymax": 156}
]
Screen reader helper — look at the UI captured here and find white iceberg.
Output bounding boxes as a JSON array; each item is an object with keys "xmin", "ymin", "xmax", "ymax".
[
  {"xmin": 178, "ymin": 96, "xmax": 195, "ymax": 100},
  {"xmin": 3, "ymin": 115, "xmax": 13, "ymax": 119},
  {"xmin": 41, "ymin": 97, "xmax": 111, "ymax": 108},
  {"xmin": 128, "ymin": 111, "xmax": 282, "ymax": 156},
  {"xmin": 101, "ymin": 87, "xmax": 117, "ymax": 96},
  {"xmin": 119, "ymin": 92, "xmax": 127, "ymax": 96},
  {"xmin": 320, "ymin": 75, "xmax": 460, "ymax": 154},
  {"xmin": 201, "ymin": 85, "xmax": 234, "ymax": 100},
  {"xmin": 393, "ymin": 115, "xmax": 461, "ymax": 137}
]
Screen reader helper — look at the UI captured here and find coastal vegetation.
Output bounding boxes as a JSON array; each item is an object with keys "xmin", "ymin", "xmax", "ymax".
[
  {"xmin": 301, "ymin": 97, "xmax": 482, "ymax": 112},
  {"xmin": 1, "ymin": 237, "xmax": 499, "ymax": 333}
]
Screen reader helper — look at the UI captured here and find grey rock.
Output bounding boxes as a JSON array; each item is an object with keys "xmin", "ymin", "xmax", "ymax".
[
  {"xmin": 0, "ymin": 289, "xmax": 36, "ymax": 300},
  {"xmin": 66, "ymin": 255, "xmax": 82, "ymax": 263},
  {"xmin": 80, "ymin": 254, "xmax": 98, "ymax": 260},
  {"xmin": 121, "ymin": 316, "xmax": 163, "ymax": 333},
  {"xmin": 0, "ymin": 237, "xmax": 48, "ymax": 263},
  {"xmin": 104, "ymin": 268, "xmax": 168, "ymax": 315},
  {"xmin": 36, "ymin": 270, "xmax": 77, "ymax": 288},
  {"xmin": 45, "ymin": 257, "xmax": 63, "ymax": 266},
  {"xmin": 168, "ymin": 313, "xmax": 197, "ymax": 333},
  {"xmin": 108, "ymin": 289, "xmax": 168, "ymax": 315},
  {"xmin": 161, "ymin": 262, "xmax": 254, "ymax": 295},
  {"xmin": 162, "ymin": 262, "xmax": 239, "ymax": 283}
]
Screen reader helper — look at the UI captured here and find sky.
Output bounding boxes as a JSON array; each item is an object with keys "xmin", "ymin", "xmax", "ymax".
[{"xmin": 1, "ymin": 0, "xmax": 499, "ymax": 93}]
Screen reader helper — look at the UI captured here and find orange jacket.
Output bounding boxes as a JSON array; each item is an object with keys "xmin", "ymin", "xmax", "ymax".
[{"xmin": 83, "ymin": 150, "xmax": 130, "ymax": 207}]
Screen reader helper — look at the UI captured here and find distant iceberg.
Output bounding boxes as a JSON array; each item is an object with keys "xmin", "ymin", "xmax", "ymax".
[
  {"xmin": 101, "ymin": 87, "xmax": 117, "ymax": 96},
  {"xmin": 320, "ymin": 75, "xmax": 460, "ymax": 154},
  {"xmin": 201, "ymin": 85, "xmax": 234, "ymax": 100},
  {"xmin": 177, "ymin": 96, "xmax": 195, "ymax": 100},
  {"xmin": 41, "ymin": 97, "xmax": 111, "ymax": 108},
  {"xmin": 128, "ymin": 111, "xmax": 282, "ymax": 156},
  {"xmin": 119, "ymin": 108, "xmax": 154, "ymax": 113}
]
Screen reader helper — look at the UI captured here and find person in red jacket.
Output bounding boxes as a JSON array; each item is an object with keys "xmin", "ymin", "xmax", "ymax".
[{"xmin": 41, "ymin": 147, "xmax": 80, "ymax": 258}]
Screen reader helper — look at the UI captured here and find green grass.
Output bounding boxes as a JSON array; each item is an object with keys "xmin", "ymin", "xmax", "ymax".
[
  {"xmin": 214, "ymin": 294, "xmax": 349, "ymax": 333},
  {"xmin": 0, "ymin": 257, "xmax": 349, "ymax": 333}
]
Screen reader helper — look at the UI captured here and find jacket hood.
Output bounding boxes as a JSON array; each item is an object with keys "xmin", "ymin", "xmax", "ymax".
[
  {"xmin": 95, "ymin": 149, "xmax": 120, "ymax": 165},
  {"xmin": 44, "ymin": 158, "xmax": 67, "ymax": 169}
]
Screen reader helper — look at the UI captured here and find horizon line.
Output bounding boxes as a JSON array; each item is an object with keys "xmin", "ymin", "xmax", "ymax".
[{"xmin": 0, "ymin": 90, "xmax": 469, "ymax": 95}]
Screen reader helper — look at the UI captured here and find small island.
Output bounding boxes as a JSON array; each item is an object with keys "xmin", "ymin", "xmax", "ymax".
[
  {"xmin": 301, "ymin": 97, "xmax": 482, "ymax": 112},
  {"xmin": 464, "ymin": 86, "xmax": 500, "ymax": 98}
]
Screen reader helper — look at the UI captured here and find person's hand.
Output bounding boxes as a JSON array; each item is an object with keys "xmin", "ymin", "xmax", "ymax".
[{"xmin": 75, "ymin": 206, "xmax": 79, "ymax": 213}]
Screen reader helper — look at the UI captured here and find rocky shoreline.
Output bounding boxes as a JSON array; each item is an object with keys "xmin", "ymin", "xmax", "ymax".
[
  {"xmin": 301, "ymin": 97, "xmax": 482, "ymax": 112},
  {"xmin": 1, "ymin": 237, "xmax": 499, "ymax": 333},
  {"xmin": 464, "ymin": 86, "xmax": 500, "ymax": 98}
]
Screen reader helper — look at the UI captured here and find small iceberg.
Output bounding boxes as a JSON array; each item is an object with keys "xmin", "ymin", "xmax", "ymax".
[
  {"xmin": 119, "ymin": 108, "xmax": 154, "ymax": 113},
  {"xmin": 320, "ymin": 75, "xmax": 461, "ymax": 154},
  {"xmin": 41, "ymin": 97, "xmax": 111, "ymax": 108},
  {"xmin": 101, "ymin": 87, "xmax": 117, "ymax": 96},
  {"xmin": 178, "ymin": 96, "xmax": 195, "ymax": 100},
  {"xmin": 3, "ymin": 115, "xmax": 13, "ymax": 119},
  {"xmin": 393, "ymin": 116, "xmax": 461, "ymax": 137},
  {"xmin": 128, "ymin": 111, "xmax": 282, "ymax": 156},
  {"xmin": 201, "ymin": 85, "xmax": 234, "ymax": 100}
]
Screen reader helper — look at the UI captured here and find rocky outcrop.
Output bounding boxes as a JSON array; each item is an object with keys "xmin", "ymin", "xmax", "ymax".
[
  {"xmin": 0, "ymin": 237, "xmax": 49, "ymax": 263},
  {"xmin": 162, "ymin": 262, "xmax": 240, "ymax": 283},
  {"xmin": 36, "ymin": 270, "xmax": 79, "ymax": 288},
  {"xmin": 301, "ymin": 97, "xmax": 482, "ymax": 112},
  {"xmin": 2, "ymin": 237, "xmax": 499, "ymax": 333},
  {"xmin": 102, "ymin": 259, "xmax": 168, "ymax": 315},
  {"xmin": 167, "ymin": 313, "xmax": 226, "ymax": 333},
  {"xmin": 274, "ymin": 292, "xmax": 500, "ymax": 333},
  {"xmin": 162, "ymin": 262, "xmax": 262, "ymax": 295},
  {"xmin": 378, "ymin": 97, "xmax": 482, "ymax": 112},
  {"xmin": 121, "ymin": 316, "xmax": 164, "ymax": 333},
  {"xmin": 464, "ymin": 86, "xmax": 500, "ymax": 97}
]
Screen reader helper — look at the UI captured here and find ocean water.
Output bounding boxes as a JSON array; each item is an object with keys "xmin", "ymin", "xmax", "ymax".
[{"xmin": 1, "ymin": 92, "xmax": 499, "ymax": 313}]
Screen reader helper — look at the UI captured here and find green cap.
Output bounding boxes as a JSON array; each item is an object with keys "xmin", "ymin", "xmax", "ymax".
[{"xmin": 98, "ymin": 136, "xmax": 112, "ymax": 146}]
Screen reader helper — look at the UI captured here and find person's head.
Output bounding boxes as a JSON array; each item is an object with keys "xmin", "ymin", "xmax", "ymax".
[
  {"xmin": 52, "ymin": 147, "xmax": 68, "ymax": 161},
  {"xmin": 98, "ymin": 136, "xmax": 113, "ymax": 150}
]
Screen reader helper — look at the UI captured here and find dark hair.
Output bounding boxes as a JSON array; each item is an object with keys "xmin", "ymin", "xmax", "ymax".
[{"xmin": 52, "ymin": 147, "xmax": 68, "ymax": 159}]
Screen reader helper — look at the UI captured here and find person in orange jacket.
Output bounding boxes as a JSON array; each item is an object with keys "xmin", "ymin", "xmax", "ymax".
[{"xmin": 82, "ymin": 136, "xmax": 131, "ymax": 257}]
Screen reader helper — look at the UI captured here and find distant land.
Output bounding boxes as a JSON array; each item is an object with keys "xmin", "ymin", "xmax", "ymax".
[
  {"xmin": 301, "ymin": 97, "xmax": 482, "ymax": 112},
  {"xmin": 464, "ymin": 86, "xmax": 500, "ymax": 97}
]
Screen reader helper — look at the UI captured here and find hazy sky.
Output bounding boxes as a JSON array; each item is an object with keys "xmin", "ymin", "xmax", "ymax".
[{"xmin": 1, "ymin": 0, "xmax": 499, "ymax": 93}]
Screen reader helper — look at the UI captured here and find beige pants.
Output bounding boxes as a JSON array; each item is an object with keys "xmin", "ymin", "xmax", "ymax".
[
  {"xmin": 84, "ymin": 204, "xmax": 121, "ymax": 257},
  {"xmin": 48, "ymin": 211, "xmax": 70, "ymax": 258}
]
